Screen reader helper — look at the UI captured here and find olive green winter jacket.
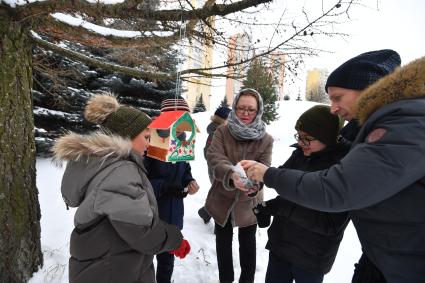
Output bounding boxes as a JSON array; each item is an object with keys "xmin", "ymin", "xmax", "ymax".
[{"xmin": 54, "ymin": 132, "xmax": 182, "ymax": 283}]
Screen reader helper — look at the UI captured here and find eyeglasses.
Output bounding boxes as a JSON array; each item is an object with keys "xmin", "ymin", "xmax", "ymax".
[
  {"xmin": 294, "ymin": 134, "xmax": 316, "ymax": 146},
  {"xmin": 236, "ymin": 107, "xmax": 257, "ymax": 115}
]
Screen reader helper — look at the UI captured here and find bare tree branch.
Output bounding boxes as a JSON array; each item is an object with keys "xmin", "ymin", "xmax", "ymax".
[
  {"xmin": 36, "ymin": 17, "xmax": 179, "ymax": 49},
  {"xmin": 180, "ymin": 0, "xmax": 351, "ymax": 76},
  {"xmin": 17, "ymin": 0, "xmax": 273, "ymax": 21}
]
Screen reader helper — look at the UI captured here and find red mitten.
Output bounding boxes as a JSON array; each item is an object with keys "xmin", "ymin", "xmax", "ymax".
[{"xmin": 169, "ymin": 239, "xmax": 191, "ymax": 259}]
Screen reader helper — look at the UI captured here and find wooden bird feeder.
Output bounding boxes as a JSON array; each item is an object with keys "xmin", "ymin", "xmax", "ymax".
[{"xmin": 147, "ymin": 111, "xmax": 199, "ymax": 162}]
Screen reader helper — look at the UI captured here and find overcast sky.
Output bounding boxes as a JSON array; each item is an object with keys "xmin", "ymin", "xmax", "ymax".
[
  {"xmin": 292, "ymin": 0, "xmax": 425, "ymax": 94},
  {"xmin": 303, "ymin": 0, "xmax": 425, "ymax": 70},
  {"xmin": 211, "ymin": 0, "xmax": 425, "ymax": 99}
]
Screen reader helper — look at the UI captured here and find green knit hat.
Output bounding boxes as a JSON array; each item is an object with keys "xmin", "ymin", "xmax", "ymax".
[
  {"xmin": 84, "ymin": 94, "xmax": 151, "ymax": 139},
  {"xmin": 295, "ymin": 105, "xmax": 341, "ymax": 146}
]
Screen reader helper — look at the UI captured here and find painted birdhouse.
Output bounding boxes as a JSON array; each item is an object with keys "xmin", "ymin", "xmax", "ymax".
[{"xmin": 147, "ymin": 111, "xmax": 199, "ymax": 162}]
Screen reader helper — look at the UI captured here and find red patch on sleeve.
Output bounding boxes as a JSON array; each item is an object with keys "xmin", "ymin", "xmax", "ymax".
[{"xmin": 366, "ymin": 128, "xmax": 387, "ymax": 143}]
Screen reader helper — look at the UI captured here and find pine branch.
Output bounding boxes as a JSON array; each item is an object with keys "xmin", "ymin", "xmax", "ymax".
[
  {"xmin": 36, "ymin": 16, "xmax": 179, "ymax": 49},
  {"xmin": 32, "ymin": 35, "xmax": 174, "ymax": 81}
]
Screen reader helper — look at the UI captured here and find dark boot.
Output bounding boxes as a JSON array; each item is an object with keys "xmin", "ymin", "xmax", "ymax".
[{"xmin": 198, "ymin": 207, "xmax": 211, "ymax": 224}]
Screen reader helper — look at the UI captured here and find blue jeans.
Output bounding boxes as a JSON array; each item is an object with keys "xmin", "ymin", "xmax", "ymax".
[{"xmin": 265, "ymin": 252, "xmax": 324, "ymax": 283}]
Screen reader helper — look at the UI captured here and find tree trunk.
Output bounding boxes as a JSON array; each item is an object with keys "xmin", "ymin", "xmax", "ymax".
[{"xmin": 0, "ymin": 14, "xmax": 43, "ymax": 282}]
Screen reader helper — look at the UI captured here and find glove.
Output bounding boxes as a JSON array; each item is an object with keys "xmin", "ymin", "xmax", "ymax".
[
  {"xmin": 253, "ymin": 202, "xmax": 272, "ymax": 228},
  {"xmin": 173, "ymin": 186, "xmax": 188, "ymax": 198},
  {"xmin": 165, "ymin": 183, "xmax": 188, "ymax": 198},
  {"xmin": 169, "ymin": 239, "xmax": 191, "ymax": 259}
]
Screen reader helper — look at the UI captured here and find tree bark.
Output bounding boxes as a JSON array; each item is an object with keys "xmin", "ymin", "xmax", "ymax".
[{"xmin": 0, "ymin": 14, "xmax": 43, "ymax": 282}]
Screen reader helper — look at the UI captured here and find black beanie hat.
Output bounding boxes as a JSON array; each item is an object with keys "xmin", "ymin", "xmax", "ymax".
[
  {"xmin": 214, "ymin": 106, "xmax": 231, "ymax": 119},
  {"xmin": 325, "ymin": 49, "xmax": 401, "ymax": 92},
  {"xmin": 84, "ymin": 94, "xmax": 152, "ymax": 139},
  {"xmin": 295, "ymin": 105, "xmax": 341, "ymax": 146}
]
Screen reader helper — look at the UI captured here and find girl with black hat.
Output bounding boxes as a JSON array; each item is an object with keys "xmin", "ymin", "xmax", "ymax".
[{"xmin": 253, "ymin": 105, "xmax": 349, "ymax": 283}]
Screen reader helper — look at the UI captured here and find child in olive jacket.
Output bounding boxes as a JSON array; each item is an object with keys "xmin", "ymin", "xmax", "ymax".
[{"xmin": 53, "ymin": 95, "xmax": 188, "ymax": 283}]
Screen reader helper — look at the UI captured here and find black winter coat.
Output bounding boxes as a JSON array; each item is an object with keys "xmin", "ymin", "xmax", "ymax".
[
  {"xmin": 266, "ymin": 144, "xmax": 350, "ymax": 274},
  {"xmin": 339, "ymin": 119, "xmax": 360, "ymax": 144},
  {"xmin": 144, "ymin": 156, "xmax": 195, "ymax": 230},
  {"xmin": 264, "ymin": 57, "xmax": 425, "ymax": 282}
]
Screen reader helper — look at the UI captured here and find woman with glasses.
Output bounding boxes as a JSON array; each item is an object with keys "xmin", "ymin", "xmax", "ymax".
[
  {"xmin": 205, "ymin": 88, "xmax": 274, "ymax": 283},
  {"xmin": 252, "ymin": 105, "xmax": 349, "ymax": 283}
]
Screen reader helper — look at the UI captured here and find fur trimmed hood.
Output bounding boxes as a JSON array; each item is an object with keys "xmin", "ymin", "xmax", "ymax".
[
  {"xmin": 356, "ymin": 56, "xmax": 425, "ymax": 125},
  {"xmin": 52, "ymin": 131, "xmax": 132, "ymax": 163},
  {"xmin": 211, "ymin": 114, "xmax": 226, "ymax": 126},
  {"xmin": 53, "ymin": 132, "xmax": 144, "ymax": 208}
]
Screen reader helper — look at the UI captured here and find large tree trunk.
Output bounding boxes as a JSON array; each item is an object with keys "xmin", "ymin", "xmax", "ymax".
[{"xmin": 0, "ymin": 14, "xmax": 43, "ymax": 282}]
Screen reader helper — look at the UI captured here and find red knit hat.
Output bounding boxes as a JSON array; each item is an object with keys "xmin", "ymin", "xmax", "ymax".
[{"xmin": 160, "ymin": 98, "xmax": 190, "ymax": 112}]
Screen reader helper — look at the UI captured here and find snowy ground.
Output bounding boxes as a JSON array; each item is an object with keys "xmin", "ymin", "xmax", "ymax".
[{"xmin": 29, "ymin": 100, "xmax": 361, "ymax": 283}]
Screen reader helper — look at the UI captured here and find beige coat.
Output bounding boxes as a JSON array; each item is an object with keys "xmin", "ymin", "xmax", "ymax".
[{"xmin": 205, "ymin": 125, "xmax": 273, "ymax": 227}]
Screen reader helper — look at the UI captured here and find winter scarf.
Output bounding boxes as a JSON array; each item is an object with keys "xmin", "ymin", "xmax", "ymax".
[{"xmin": 227, "ymin": 89, "xmax": 266, "ymax": 140}]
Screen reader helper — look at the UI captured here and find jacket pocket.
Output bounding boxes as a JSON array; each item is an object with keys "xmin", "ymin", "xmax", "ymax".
[
  {"xmin": 69, "ymin": 256, "xmax": 110, "ymax": 283},
  {"xmin": 71, "ymin": 217, "xmax": 110, "ymax": 261}
]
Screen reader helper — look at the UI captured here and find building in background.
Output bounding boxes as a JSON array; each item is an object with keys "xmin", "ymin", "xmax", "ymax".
[
  {"xmin": 305, "ymin": 68, "xmax": 328, "ymax": 103},
  {"xmin": 224, "ymin": 32, "xmax": 253, "ymax": 105},
  {"xmin": 182, "ymin": 0, "xmax": 214, "ymax": 111}
]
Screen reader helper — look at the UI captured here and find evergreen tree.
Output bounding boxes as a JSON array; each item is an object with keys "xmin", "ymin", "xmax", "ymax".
[
  {"xmin": 296, "ymin": 92, "xmax": 303, "ymax": 101},
  {"xmin": 242, "ymin": 59, "xmax": 279, "ymax": 124},
  {"xmin": 219, "ymin": 95, "xmax": 230, "ymax": 107},
  {"xmin": 193, "ymin": 95, "xmax": 207, "ymax": 113},
  {"xmin": 32, "ymin": 42, "xmax": 179, "ymax": 157}
]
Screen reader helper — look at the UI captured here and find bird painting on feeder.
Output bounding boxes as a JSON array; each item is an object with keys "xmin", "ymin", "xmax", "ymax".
[{"xmin": 147, "ymin": 111, "xmax": 199, "ymax": 162}]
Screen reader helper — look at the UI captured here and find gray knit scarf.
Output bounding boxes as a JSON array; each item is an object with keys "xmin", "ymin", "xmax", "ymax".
[{"xmin": 227, "ymin": 89, "xmax": 267, "ymax": 141}]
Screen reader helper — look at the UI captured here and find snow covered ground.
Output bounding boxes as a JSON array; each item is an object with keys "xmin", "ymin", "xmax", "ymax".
[{"xmin": 29, "ymin": 100, "xmax": 361, "ymax": 283}]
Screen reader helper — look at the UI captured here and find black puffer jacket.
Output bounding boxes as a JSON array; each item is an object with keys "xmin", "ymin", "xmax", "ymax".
[{"xmin": 266, "ymin": 144, "xmax": 349, "ymax": 274}]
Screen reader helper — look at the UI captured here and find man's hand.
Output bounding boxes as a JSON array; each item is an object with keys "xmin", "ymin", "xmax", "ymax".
[
  {"xmin": 240, "ymin": 160, "xmax": 269, "ymax": 183},
  {"xmin": 187, "ymin": 180, "xmax": 199, "ymax": 195}
]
